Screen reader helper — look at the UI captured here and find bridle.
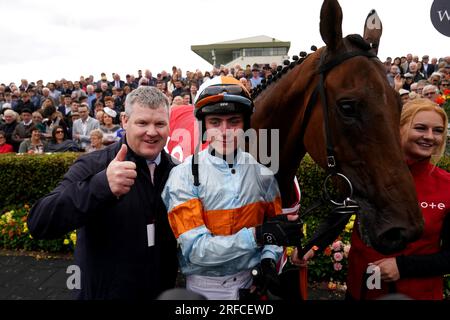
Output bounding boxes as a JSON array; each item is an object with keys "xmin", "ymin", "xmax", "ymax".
[{"xmin": 298, "ymin": 47, "xmax": 377, "ymax": 219}]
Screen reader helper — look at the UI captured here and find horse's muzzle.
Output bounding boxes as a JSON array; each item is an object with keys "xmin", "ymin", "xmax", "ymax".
[{"xmin": 374, "ymin": 226, "xmax": 422, "ymax": 255}]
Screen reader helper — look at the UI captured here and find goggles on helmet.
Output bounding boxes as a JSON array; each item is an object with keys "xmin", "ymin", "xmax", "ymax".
[{"xmin": 195, "ymin": 84, "xmax": 252, "ymax": 112}]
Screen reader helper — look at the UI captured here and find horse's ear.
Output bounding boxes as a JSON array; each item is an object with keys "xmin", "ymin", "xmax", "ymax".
[
  {"xmin": 363, "ymin": 9, "xmax": 382, "ymax": 55},
  {"xmin": 320, "ymin": 0, "xmax": 343, "ymax": 51}
]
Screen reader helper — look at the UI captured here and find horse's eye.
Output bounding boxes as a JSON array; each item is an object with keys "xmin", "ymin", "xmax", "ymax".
[{"xmin": 337, "ymin": 100, "xmax": 357, "ymax": 117}]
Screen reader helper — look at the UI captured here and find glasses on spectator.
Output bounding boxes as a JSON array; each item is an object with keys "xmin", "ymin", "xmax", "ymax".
[
  {"xmin": 423, "ymin": 92, "xmax": 435, "ymax": 97},
  {"xmin": 56, "ymin": 130, "xmax": 64, "ymax": 134},
  {"xmin": 442, "ymin": 83, "xmax": 449, "ymax": 87}
]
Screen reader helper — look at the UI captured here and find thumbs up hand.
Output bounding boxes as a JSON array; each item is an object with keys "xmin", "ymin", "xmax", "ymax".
[{"xmin": 106, "ymin": 144, "xmax": 137, "ymax": 197}]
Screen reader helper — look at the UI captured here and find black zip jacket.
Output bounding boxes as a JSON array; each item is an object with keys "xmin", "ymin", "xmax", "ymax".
[{"xmin": 27, "ymin": 138, "xmax": 179, "ymax": 299}]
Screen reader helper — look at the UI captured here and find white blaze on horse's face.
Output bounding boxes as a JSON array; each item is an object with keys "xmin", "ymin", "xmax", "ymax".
[{"xmin": 204, "ymin": 113, "xmax": 245, "ymax": 156}]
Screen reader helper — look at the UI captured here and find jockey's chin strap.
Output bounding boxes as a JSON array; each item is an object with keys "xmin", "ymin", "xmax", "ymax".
[{"xmin": 298, "ymin": 49, "xmax": 377, "ymax": 226}]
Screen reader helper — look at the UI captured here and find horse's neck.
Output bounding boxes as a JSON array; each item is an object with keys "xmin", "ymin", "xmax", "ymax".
[{"xmin": 253, "ymin": 51, "xmax": 323, "ymax": 209}]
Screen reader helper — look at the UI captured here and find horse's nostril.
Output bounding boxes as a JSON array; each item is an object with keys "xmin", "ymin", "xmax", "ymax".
[
  {"xmin": 377, "ymin": 228, "xmax": 407, "ymax": 255},
  {"xmin": 383, "ymin": 228, "xmax": 405, "ymax": 241}
]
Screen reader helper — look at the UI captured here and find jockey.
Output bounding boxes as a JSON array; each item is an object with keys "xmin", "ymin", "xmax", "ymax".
[{"xmin": 162, "ymin": 76, "xmax": 303, "ymax": 300}]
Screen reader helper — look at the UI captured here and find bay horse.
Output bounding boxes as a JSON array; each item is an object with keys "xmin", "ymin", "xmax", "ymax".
[{"xmin": 251, "ymin": 0, "xmax": 423, "ymax": 255}]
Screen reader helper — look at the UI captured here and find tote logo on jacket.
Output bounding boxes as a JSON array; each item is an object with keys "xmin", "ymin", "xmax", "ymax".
[{"xmin": 420, "ymin": 201, "xmax": 446, "ymax": 210}]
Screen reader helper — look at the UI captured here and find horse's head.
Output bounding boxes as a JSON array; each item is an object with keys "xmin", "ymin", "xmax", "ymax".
[
  {"xmin": 312, "ymin": 0, "xmax": 423, "ymax": 253},
  {"xmin": 252, "ymin": 0, "xmax": 423, "ymax": 254}
]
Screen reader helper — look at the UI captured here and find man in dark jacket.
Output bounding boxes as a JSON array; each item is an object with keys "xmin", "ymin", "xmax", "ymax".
[
  {"xmin": 27, "ymin": 86, "xmax": 179, "ymax": 299},
  {"xmin": 11, "ymin": 108, "xmax": 34, "ymax": 147}
]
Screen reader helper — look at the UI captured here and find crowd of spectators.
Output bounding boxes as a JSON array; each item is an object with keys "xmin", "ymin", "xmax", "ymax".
[{"xmin": 0, "ymin": 53, "xmax": 449, "ymax": 155}]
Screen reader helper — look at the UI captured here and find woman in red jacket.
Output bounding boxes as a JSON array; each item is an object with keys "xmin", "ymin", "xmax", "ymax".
[
  {"xmin": 0, "ymin": 130, "xmax": 14, "ymax": 153},
  {"xmin": 346, "ymin": 98, "xmax": 450, "ymax": 300}
]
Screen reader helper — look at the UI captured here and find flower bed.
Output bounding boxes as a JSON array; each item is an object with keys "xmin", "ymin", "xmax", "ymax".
[
  {"xmin": 0, "ymin": 204, "xmax": 75, "ymax": 253},
  {"xmin": 1, "ymin": 153, "xmax": 449, "ymax": 298}
]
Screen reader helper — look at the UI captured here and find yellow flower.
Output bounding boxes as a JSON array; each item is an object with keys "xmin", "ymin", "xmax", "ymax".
[
  {"xmin": 63, "ymin": 239, "xmax": 70, "ymax": 245},
  {"xmin": 23, "ymin": 222, "xmax": 28, "ymax": 234},
  {"xmin": 344, "ymin": 215, "xmax": 356, "ymax": 233},
  {"xmin": 328, "ymin": 281, "xmax": 337, "ymax": 290},
  {"xmin": 285, "ymin": 246, "xmax": 294, "ymax": 256},
  {"xmin": 24, "ymin": 204, "xmax": 30, "ymax": 210},
  {"xmin": 303, "ymin": 223, "xmax": 307, "ymax": 238},
  {"xmin": 344, "ymin": 220, "xmax": 354, "ymax": 233},
  {"xmin": 70, "ymin": 232, "xmax": 77, "ymax": 245}
]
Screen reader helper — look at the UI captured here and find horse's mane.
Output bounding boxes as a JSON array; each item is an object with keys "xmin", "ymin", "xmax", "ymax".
[
  {"xmin": 251, "ymin": 48, "xmax": 313, "ymax": 100},
  {"xmin": 251, "ymin": 34, "xmax": 372, "ymax": 100}
]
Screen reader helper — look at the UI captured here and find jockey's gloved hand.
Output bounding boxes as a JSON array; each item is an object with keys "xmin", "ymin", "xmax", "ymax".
[
  {"xmin": 260, "ymin": 258, "xmax": 282, "ymax": 297},
  {"xmin": 255, "ymin": 215, "xmax": 303, "ymax": 247}
]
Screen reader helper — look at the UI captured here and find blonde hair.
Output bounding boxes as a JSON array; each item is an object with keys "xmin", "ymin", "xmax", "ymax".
[
  {"xmin": 89, "ymin": 128, "xmax": 103, "ymax": 139},
  {"xmin": 400, "ymin": 98, "xmax": 448, "ymax": 163},
  {"xmin": 3, "ymin": 109, "xmax": 18, "ymax": 120}
]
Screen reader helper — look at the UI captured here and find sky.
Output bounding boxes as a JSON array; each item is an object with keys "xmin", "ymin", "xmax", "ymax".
[{"xmin": 0, "ymin": 0, "xmax": 449, "ymax": 84}]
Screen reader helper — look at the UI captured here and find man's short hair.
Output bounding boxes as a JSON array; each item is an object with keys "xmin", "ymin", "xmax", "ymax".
[{"xmin": 125, "ymin": 86, "xmax": 169, "ymax": 116}]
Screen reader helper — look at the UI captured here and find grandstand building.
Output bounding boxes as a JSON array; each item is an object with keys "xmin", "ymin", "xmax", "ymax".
[{"xmin": 191, "ymin": 35, "xmax": 291, "ymax": 68}]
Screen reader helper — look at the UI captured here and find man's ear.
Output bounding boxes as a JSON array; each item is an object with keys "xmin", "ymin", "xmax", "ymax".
[{"xmin": 122, "ymin": 115, "xmax": 129, "ymax": 130}]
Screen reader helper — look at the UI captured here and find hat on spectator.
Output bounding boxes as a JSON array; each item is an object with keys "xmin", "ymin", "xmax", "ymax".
[
  {"xmin": 2, "ymin": 103, "xmax": 11, "ymax": 109},
  {"xmin": 252, "ymin": 65, "xmax": 260, "ymax": 72},
  {"xmin": 422, "ymin": 55, "xmax": 429, "ymax": 60},
  {"xmin": 103, "ymin": 107, "xmax": 117, "ymax": 118},
  {"xmin": 399, "ymin": 89, "xmax": 410, "ymax": 96},
  {"xmin": 20, "ymin": 108, "xmax": 32, "ymax": 114},
  {"xmin": 404, "ymin": 72, "xmax": 414, "ymax": 78}
]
